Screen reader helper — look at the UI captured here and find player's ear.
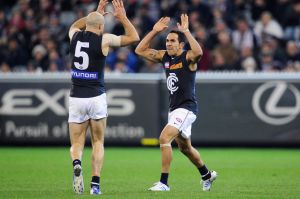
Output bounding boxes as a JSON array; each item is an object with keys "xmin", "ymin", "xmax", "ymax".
[{"xmin": 179, "ymin": 42, "xmax": 185, "ymax": 48}]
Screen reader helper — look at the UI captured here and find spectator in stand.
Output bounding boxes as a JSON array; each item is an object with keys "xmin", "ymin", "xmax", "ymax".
[
  {"xmin": 210, "ymin": 49, "xmax": 230, "ymax": 71},
  {"xmin": 194, "ymin": 25, "xmax": 212, "ymax": 71},
  {"xmin": 45, "ymin": 39, "xmax": 58, "ymax": 54},
  {"xmin": 9, "ymin": 10, "xmax": 26, "ymax": 31},
  {"xmin": 4, "ymin": 37, "xmax": 28, "ymax": 71},
  {"xmin": 254, "ymin": 11, "xmax": 283, "ymax": 43},
  {"xmin": 238, "ymin": 47, "xmax": 259, "ymax": 72},
  {"xmin": 48, "ymin": 14, "xmax": 66, "ymax": 43},
  {"xmin": 283, "ymin": 40, "xmax": 300, "ymax": 71},
  {"xmin": 282, "ymin": 1, "xmax": 300, "ymax": 41},
  {"xmin": 107, "ymin": 47, "xmax": 139, "ymax": 72},
  {"xmin": 189, "ymin": 0, "xmax": 214, "ymax": 29},
  {"xmin": 264, "ymin": 36, "xmax": 286, "ymax": 64},
  {"xmin": 0, "ymin": 10, "xmax": 7, "ymax": 39},
  {"xmin": 1, "ymin": 0, "xmax": 300, "ymax": 73},
  {"xmin": 34, "ymin": 27, "xmax": 51, "ymax": 48},
  {"xmin": 224, "ymin": 0, "xmax": 248, "ymax": 28},
  {"xmin": 232, "ymin": 16, "xmax": 257, "ymax": 52},
  {"xmin": 139, "ymin": 59, "xmax": 162, "ymax": 73},
  {"xmin": 31, "ymin": 44, "xmax": 49, "ymax": 71},
  {"xmin": 159, "ymin": 0, "xmax": 178, "ymax": 17},
  {"xmin": 48, "ymin": 50, "xmax": 65, "ymax": 71},
  {"xmin": 0, "ymin": 62, "xmax": 11, "ymax": 73},
  {"xmin": 241, "ymin": 56, "xmax": 258, "ymax": 73},
  {"xmin": 259, "ymin": 41, "xmax": 284, "ymax": 71},
  {"xmin": 207, "ymin": 19, "xmax": 230, "ymax": 50},
  {"xmin": 171, "ymin": 1, "xmax": 189, "ymax": 19},
  {"xmin": 214, "ymin": 30, "xmax": 239, "ymax": 70},
  {"xmin": 135, "ymin": 3, "xmax": 155, "ymax": 37},
  {"xmin": 112, "ymin": 60, "xmax": 132, "ymax": 73}
]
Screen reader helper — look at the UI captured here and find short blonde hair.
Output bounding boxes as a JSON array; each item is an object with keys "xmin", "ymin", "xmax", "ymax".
[{"xmin": 86, "ymin": 12, "xmax": 105, "ymax": 28}]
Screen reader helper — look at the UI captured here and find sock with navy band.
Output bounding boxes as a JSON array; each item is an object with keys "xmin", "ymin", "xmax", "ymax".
[
  {"xmin": 91, "ymin": 176, "xmax": 100, "ymax": 188},
  {"xmin": 160, "ymin": 173, "xmax": 169, "ymax": 186},
  {"xmin": 198, "ymin": 165, "xmax": 211, "ymax": 180},
  {"xmin": 72, "ymin": 159, "xmax": 81, "ymax": 167}
]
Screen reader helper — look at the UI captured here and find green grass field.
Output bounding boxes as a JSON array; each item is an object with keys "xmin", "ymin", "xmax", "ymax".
[{"xmin": 0, "ymin": 147, "xmax": 299, "ymax": 199}]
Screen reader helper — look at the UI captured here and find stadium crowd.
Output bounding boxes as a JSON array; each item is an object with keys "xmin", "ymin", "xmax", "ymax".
[{"xmin": 0, "ymin": 0, "xmax": 300, "ymax": 73}]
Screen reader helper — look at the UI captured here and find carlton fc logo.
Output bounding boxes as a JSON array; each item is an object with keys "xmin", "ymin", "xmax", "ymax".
[{"xmin": 167, "ymin": 73, "xmax": 178, "ymax": 94}]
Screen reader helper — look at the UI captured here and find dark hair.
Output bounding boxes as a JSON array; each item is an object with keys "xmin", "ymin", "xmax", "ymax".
[{"xmin": 169, "ymin": 30, "xmax": 185, "ymax": 44}]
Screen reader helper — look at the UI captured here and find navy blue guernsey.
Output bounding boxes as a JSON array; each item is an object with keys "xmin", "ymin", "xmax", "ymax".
[
  {"xmin": 161, "ymin": 51, "xmax": 198, "ymax": 114},
  {"xmin": 69, "ymin": 31, "xmax": 106, "ymax": 98}
]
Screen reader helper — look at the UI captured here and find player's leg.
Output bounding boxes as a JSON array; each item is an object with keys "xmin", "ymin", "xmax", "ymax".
[
  {"xmin": 175, "ymin": 135, "xmax": 204, "ymax": 167},
  {"xmin": 68, "ymin": 96, "xmax": 89, "ymax": 166},
  {"xmin": 89, "ymin": 118, "xmax": 106, "ymax": 195},
  {"xmin": 68, "ymin": 96, "xmax": 90, "ymax": 194},
  {"xmin": 175, "ymin": 132, "xmax": 217, "ymax": 191},
  {"xmin": 69, "ymin": 121, "xmax": 89, "ymax": 162},
  {"xmin": 160, "ymin": 125, "xmax": 179, "ymax": 181},
  {"xmin": 69, "ymin": 121, "xmax": 89, "ymax": 194},
  {"xmin": 148, "ymin": 125, "xmax": 178, "ymax": 191},
  {"xmin": 160, "ymin": 125, "xmax": 178, "ymax": 173},
  {"xmin": 88, "ymin": 94, "xmax": 107, "ymax": 195}
]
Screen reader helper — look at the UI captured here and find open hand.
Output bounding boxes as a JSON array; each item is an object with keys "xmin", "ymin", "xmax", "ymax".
[
  {"xmin": 112, "ymin": 0, "xmax": 127, "ymax": 20},
  {"xmin": 153, "ymin": 17, "xmax": 170, "ymax": 32},
  {"xmin": 177, "ymin": 14, "xmax": 189, "ymax": 32},
  {"xmin": 97, "ymin": 0, "xmax": 109, "ymax": 15}
]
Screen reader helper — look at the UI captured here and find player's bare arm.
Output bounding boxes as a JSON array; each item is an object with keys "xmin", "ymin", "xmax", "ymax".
[
  {"xmin": 177, "ymin": 14, "xmax": 203, "ymax": 71},
  {"xmin": 135, "ymin": 17, "xmax": 170, "ymax": 63},
  {"xmin": 68, "ymin": 17, "xmax": 87, "ymax": 40},
  {"xmin": 69, "ymin": 0, "xmax": 108, "ymax": 41},
  {"xmin": 112, "ymin": 0, "xmax": 140, "ymax": 46},
  {"xmin": 102, "ymin": 33, "xmax": 122, "ymax": 56}
]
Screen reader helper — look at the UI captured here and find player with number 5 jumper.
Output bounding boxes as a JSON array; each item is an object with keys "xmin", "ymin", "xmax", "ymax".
[{"xmin": 68, "ymin": 0, "xmax": 139, "ymax": 195}]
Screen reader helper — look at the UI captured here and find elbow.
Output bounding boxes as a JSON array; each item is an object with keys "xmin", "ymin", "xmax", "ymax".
[
  {"xmin": 126, "ymin": 36, "xmax": 140, "ymax": 46},
  {"xmin": 132, "ymin": 35, "xmax": 140, "ymax": 44},
  {"xmin": 135, "ymin": 48, "xmax": 141, "ymax": 55},
  {"xmin": 192, "ymin": 50, "xmax": 203, "ymax": 62},
  {"xmin": 195, "ymin": 49, "xmax": 203, "ymax": 58}
]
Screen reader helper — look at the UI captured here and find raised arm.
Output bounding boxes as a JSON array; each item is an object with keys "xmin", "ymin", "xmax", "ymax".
[
  {"xmin": 177, "ymin": 14, "xmax": 203, "ymax": 65},
  {"xmin": 112, "ymin": 0, "xmax": 139, "ymax": 46},
  {"xmin": 135, "ymin": 17, "xmax": 170, "ymax": 63},
  {"xmin": 69, "ymin": 0, "xmax": 109, "ymax": 41},
  {"xmin": 68, "ymin": 17, "xmax": 86, "ymax": 40}
]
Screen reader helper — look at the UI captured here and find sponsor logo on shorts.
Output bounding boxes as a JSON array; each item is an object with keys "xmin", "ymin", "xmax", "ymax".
[
  {"xmin": 176, "ymin": 117, "xmax": 182, "ymax": 123},
  {"xmin": 71, "ymin": 70, "xmax": 98, "ymax": 80}
]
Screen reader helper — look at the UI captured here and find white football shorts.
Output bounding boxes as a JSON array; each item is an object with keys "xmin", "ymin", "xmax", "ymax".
[
  {"xmin": 167, "ymin": 108, "xmax": 197, "ymax": 139},
  {"xmin": 68, "ymin": 94, "xmax": 107, "ymax": 123}
]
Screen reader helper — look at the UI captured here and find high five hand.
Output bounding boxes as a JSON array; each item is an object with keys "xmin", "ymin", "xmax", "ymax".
[
  {"xmin": 112, "ymin": 0, "xmax": 127, "ymax": 20},
  {"xmin": 97, "ymin": 0, "xmax": 109, "ymax": 15},
  {"xmin": 153, "ymin": 17, "xmax": 170, "ymax": 32},
  {"xmin": 177, "ymin": 14, "xmax": 189, "ymax": 33}
]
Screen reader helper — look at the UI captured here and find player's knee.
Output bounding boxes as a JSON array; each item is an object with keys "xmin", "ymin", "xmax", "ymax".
[
  {"xmin": 159, "ymin": 135, "xmax": 172, "ymax": 147},
  {"xmin": 92, "ymin": 141, "xmax": 104, "ymax": 148},
  {"xmin": 159, "ymin": 134, "xmax": 169, "ymax": 144}
]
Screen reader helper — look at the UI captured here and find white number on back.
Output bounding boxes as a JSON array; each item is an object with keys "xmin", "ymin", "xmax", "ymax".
[{"xmin": 74, "ymin": 41, "xmax": 89, "ymax": 70}]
